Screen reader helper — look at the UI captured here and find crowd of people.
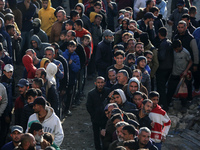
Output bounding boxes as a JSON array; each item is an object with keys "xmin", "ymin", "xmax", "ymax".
[{"xmin": 0, "ymin": 0, "xmax": 199, "ymax": 150}]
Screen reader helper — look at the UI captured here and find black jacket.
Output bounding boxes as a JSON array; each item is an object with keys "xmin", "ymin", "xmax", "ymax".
[
  {"xmin": 86, "ymin": 87, "xmax": 110, "ymax": 125},
  {"xmin": 134, "ymin": 138, "xmax": 158, "ymax": 150}
]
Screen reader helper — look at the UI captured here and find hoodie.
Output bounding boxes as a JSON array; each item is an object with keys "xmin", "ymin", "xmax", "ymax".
[
  {"xmin": 0, "ymin": 17, "xmax": 12, "ymax": 57},
  {"xmin": 127, "ymin": 77, "xmax": 140, "ymax": 99},
  {"xmin": 38, "ymin": 0, "xmax": 57, "ymax": 37},
  {"xmin": 75, "ymin": 3, "xmax": 91, "ymax": 32},
  {"xmin": 46, "ymin": 62, "xmax": 57, "ymax": 86},
  {"xmin": 22, "ymin": 55, "xmax": 36, "ymax": 79},
  {"xmin": 40, "ymin": 58, "xmax": 50, "ymax": 68},
  {"xmin": 30, "ymin": 35, "xmax": 50, "ymax": 59}
]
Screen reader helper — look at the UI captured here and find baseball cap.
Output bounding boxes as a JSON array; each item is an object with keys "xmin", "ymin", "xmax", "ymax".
[
  {"xmin": 144, "ymin": 12, "xmax": 156, "ymax": 20},
  {"xmin": 33, "ymin": 18, "xmax": 41, "ymax": 27},
  {"xmin": 17, "ymin": 78, "xmax": 29, "ymax": 87},
  {"xmin": 103, "ymin": 29, "xmax": 114, "ymax": 37},
  {"xmin": 33, "ymin": 96, "xmax": 47, "ymax": 106},
  {"xmin": 4, "ymin": 64, "xmax": 13, "ymax": 72},
  {"xmin": 11, "ymin": 125, "xmax": 23, "ymax": 133},
  {"xmin": 177, "ymin": 0, "xmax": 185, "ymax": 6}
]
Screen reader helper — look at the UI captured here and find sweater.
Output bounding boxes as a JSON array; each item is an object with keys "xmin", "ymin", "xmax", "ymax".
[{"xmin": 149, "ymin": 104, "xmax": 171, "ymax": 143}]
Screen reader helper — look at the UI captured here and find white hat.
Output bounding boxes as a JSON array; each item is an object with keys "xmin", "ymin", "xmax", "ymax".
[{"xmin": 4, "ymin": 64, "xmax": 13, "ymax": 72}]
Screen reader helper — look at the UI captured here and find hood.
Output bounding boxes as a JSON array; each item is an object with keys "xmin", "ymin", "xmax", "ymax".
[
  {"xmin": 40, "ymin": 58, "xmax": 50, "ymax": 68},
  {"xmin": 114, "ymin": 89, "xmax": 127, "ymax": 104},
  {"xmin": 30, "ymin": 35, "xmax": 42, "ymax": 49},
  {"xmin": 127, "ymin": 77, "xmax": 140, "ymax": 98},
  {"xmin": 42, "ymin": 0, "xmax": 51, "ymax": 10},
  {"xmin": 44, "ymin": 106, "xmax": 54, "ymax": 120},
  {"xmin": 46, "ymin": 62, "xmax": 57, "ymax": 85},
  {"xmin": 75, "ymin": 3, "xmax": 85, "ymax": 16},
  {"xmin": 0, "ymin": 17, "xmax": 5, "ymax": 30},
  {"xmin": 22, "ymin": 54, "xmax": 36, "ymax": 71}
]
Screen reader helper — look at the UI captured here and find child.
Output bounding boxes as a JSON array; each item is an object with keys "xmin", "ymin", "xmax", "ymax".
[
  {"xmin": 65, "ymin": 20, "xmax": 73, "ymax": 31},
  {"xmin": 132, "ymin": 91, "xmax": 143, "ymax": 109},
  {"xmin": 149, "ymin": 91, "xmax": 171, "ymax": 150},
  {"xmin": 81, "ymin": 34, "xmax": 92, "ymax": 65},
  {"xmin": 59, "ymin": 30, "xmax": 68, "ymax": 51}
]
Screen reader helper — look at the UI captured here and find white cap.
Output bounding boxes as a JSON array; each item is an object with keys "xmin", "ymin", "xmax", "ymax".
[{"xmin": 4, "ymin": 64, "xmax": 13, "ymax": 72}]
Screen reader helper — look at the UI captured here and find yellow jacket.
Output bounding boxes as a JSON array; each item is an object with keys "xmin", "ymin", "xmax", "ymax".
[{"xmin": 38, "ymin": 0, "xmax": 57, "ymax": 37}]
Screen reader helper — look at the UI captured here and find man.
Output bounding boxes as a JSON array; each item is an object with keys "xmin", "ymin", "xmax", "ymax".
[
  {"xmin": 30, "ymin": 34, "xmax": 50, "ymax": 59},
  {"xmin": 167, "ymin": 0, "xmax": 188, "ymax": 38},
  {"xmin": 0, "ymin": 0, "xmax": 6, "ymax": 14},
  {"xmin": 135, "ymin": 127, "xmax": 158, "ymax": 150},
  {"xmin": 1, "ymin": 125, "xmax": 23, "ymax": 150},
  {"xmin": 38, "ymin": 0, "xmax": 57, "ymax": 38},
  {"xmin": 26, "ymin": 49, "xmax": 41, "ymax": 68},
  {"xmin": 133, "ymin": 99, "xmax": 153, "ymax": 130},
  {"xmin": 124, "ymin": 53, "xmax": 136, "ymax": 71},
  {"xmin": 96, "ymin": 29, "xmax": 114, "ymax": 78},
  {"xmin": 181, "ymin": 13, "xmax": 196, "ymax": 34},
  {"xmin": 106, "ymin": 69, "xmax": 117, "ymax": 88},
  {"xmin": 50, "ymin": 10, "xmax": 67, "ymax": 43},
  {"xmin": 125, "ymin": 38, "xmax": 136, "ymax": 56},
  {"xmin": 27, "ymin": 97, "xmax": 64, "ymax": 147},
  {"xmin": 28, "ymin": 122, "xmax": 50, "ymax": 149},
  {"xmin": 14, "ymin": 79, "xmax": 29, "ymax": 125},
  {"xmin": 122, "ymin": 125, "xmax": 136, "ymax": 141},
  {"xmin": 134, "ymin": 42, "xmax": 144, "ymax": 58},
  {"xmin": 14, "ymin": 133, "xmax": 36, "ymax": 150},
  {"xmin": 86, "ymin": 76, "xmax": 110, "ymax": 150},
  {"xmin": 156, "ymin": 27, "xmax": 173, "ymax": 110}
]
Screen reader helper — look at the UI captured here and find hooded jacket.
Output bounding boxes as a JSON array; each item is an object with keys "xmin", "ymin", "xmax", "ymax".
[
  {"xmin": 126, "ymin": 77, "xmax": 140, "ymax": 101},
  {"xmin": 30, "ymin": 35, "xmax": 50, "ymax": 59},
  {"xmin": 114, "ymin": 89, "xmax": 136, "ymax": 112},
  {"xmin": 40, "ymin": 58, "xmax": 50, "ymax": 68},
  {"xmin": 22, "ymin": 55, "xmax": 36, "ymax": 79},
  {"xmin": 75, "ymin": 3, "xmax": 91, "ymax": 32},
  {"xmin": 0, "ymin": 17, "xmax": 12, "ymax": 57},
  {"xmin": 26, "ymin": 106, "xmax": 64, "ymax": 147},
  {"xmin": 38, "ymin": 0, "xmax": 57, "ymax": 37},
  {"xmin": 46, "ymin": 62, "xmax": 57, "ymax": 86}
]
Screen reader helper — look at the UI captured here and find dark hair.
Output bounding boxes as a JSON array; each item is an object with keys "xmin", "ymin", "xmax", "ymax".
[
  {"xmin": 118, "ymin": 69, "xmax": 129, "ymax": 79},
  {"xmin": 113, "ymin": 90, "xmax": 120, "ymax": 96},
  {"xmin": 60, "ymin": 30, "xmax": 68, "ymax": 36},
  {"xmin": 158, "ymin": 27, "xmax": 167, "ymax": 37},
  {"xmin": 6, "ymin": 24, "xmax": 14, "ymax": 32},
  {"xmin": 135, "ymin": 42, "xmax": 144, "ymax": 48},
  {"xmin": 114, "ymin": 50, "xmax": 125, "ymax": 57},
  {"xmin": 68, "ymin": 40, "xmax": 77, "ymax": 46},
  {"xmin": 65, "ymin": 20, "xmax": 73, "ymax": 26},
  {"xmin": 123, "ymin": 140, "xmax": 137, "ymax": 149},
  {"xmin": 144, "ymin": 50, "xmax": 153, "ymax": 56},
  {"xmin": 25, "ymin": 88, "xmax": 38, "ymax": 98},
  {"xmin": 40, "ymin": 68, "xmax": 46, "ymax": 77},
  {"xmin": 43, "ymin": 132, "xmax": 54, "ymax": 145},
  {"xmin": 70, "ymin": 10, "xmax": 79, "ymax": 19},
  {"xmin": 68, "ymin": 30, "xmax": 76, "ymax": 37},
  {"xmin": 95, "ymin": 14, "xmax": 103, "ymax": 19},
  {"xmin": 111, "ymin": 113, "xmax": 123, "ymax": 123},
  {"xmin": 132, "ymin": 91, "xmax": 143, "ymax": 99},
  {"xmin": 146, "ymin": 0, "xmax": 153, "ymax": 6},
  {"xmin": 142, "ymin": 99, "xmax": 153, "ymax": 105},
  {"xmin": 172, "ymin": 39, "xmax": 182, "ymax": 49},
  {"xmin": 122, "ymin": 125, "xmax": 136, "ymax": 137},
  {"xmin": 150, "ymin": 6, "xmax": 159, "ymax": 13},
  {"xmin": 113, "ymin": 44, "xmax": 124, "ymax": 51},
  {"xmin": 4, "ymin": 13, "xmax": 14, "ymax": 22},
  {"xmin": 182, "ymin": 13, "xmax": 190, "ymax": 20},
  {"xmin": 36, "ymin": 89, "xmax": 42, "ymax": 96},
  {"xmin": 125, "ymin": 6, "xmax": 132, "ymax": 12},
  {"xmin": 75, "ymin": 19, "xmax": 83, "ymax": 27},
  {"xmin": 33, "ymin": 78, "xmax": 44, "ymax": 88},
  {"xmin": 51, "ymin": 42, "xmax": 60, "ymax": 50},
  {"xmin": 94, "ymin": 1, "xmax": 102, "ymax": 7},
  {"xmin": 189, "ymin": 6, "xmax": 197, "ymax": 14},
  {"xmin": 81, "ymin": 34, "xmax": 91, "ymax": 42},
  {"xmin": 149, "ymin": 91, "xmax": 160, "ymax": 99}
]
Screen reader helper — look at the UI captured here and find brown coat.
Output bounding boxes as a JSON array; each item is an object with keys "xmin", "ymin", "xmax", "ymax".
[{"xmin": 50, "ymin": 21, "xmax": 62, "ymax": 43}]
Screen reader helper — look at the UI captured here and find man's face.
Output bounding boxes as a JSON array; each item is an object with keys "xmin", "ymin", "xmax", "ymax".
[
  {"xmin": 56, "ymin": 12, "xmax": 64, "ymax": 23},
  {"xmin": 3, "ymin": 71, "xmax": 13, "ymax": 79},
  {"xmin": 129, "ymin": 82, "xmax": 138, "ymax": 94},
  {"xmin": 113, "ymin": 94, "xmax": 123, "ymax": 105},
  {"xmin": 0, "ymin": 1, "xmax": 5, "ymax": 11},
  {"xmin": 66, "ymin": 32, "xmax": 73, "ymax": 42},
  {"xmin": 124, "ymin": 12, "xmax": 131, "ymax": 19},
  {"xmin": 117, "ymin": 73, "xmax": 126, "ymax": 85},
  {"xmin": 127, "ymin": 58, "xmax": 135, "ymax": 66},
  {"xmin": 9, "ymin": 28, "xmax": 16, "ymax": 36},
  {"xmin": 127, "ymin": 40, "xmax": 135, "ymax": 50},
  {"xmin": 151, "ymin": 96, "xmax": 159, "ymax": 108},
  {"xmin": 133, "ymin": 95, "xmax": 143, "ymax": 107},
  {"xmin": 105, "ymin": 35, "xmax": 114, "ymax": 42},
  {"xmin": 27, "ymin": 96, "xmax": 36, "ymax": 104},
  {"xmin": 29, "ymin": 135, "xmax": 36, "ymax": 150},
  {"xmin": 142, "ymin": 102, "xmax": 153, "ymax": 115},
  {"xmin": 147, "ymin": 1, "xmax": 154, "ymax": 9},
  {"xmin": 116, "ymin": 126, "xmax": 124, "ymax": 141},
  {"xmin": 67, "ymin": 45, "xmax": 76, "ymax": 53},
  {"xmin": 177, "ymin": 23, "xmax": 187, "ymax": 34},
  {"xmin": 133, "ymin": 72, "xmax": 141, "ymax": 81},
  {"xmin": 114, "ymin": 55, "xmax": 124, "ymax": 66},
  {"xmin": 138, "ymin": 131, "xmax": 151, "ymax": 146},
  {"xmin": 32, "ymin": 41, "xmax": 38, "ymax": 49},
  {"xmin": 95, "ymin": 16, "xmax": 102, "ymax": 25},
  {"xmin": 73, "ymin": 14, "xmax": 80, "ymax": 21},
  {"xmin": 135, "ymin": 44, "xmax": 144, "ymax": 56},
  {"xmin": 33, "ymin": 104, "xmax": 41, "ymax": 113},
  {"xmin": 145, "ymin": 54, "xmax": 153, "ymax": 64},
  {"xmin": 122, "ymin": 130, "xmax": 132, "ymax": 141},
  {"xmin": 153, "ymin": 11, "xmax": 159, "ymax": 17},
  {"xmin": 138, "ymin": 59, "xmax": 146, "ymax": 69},
  {"xmin": 95, "ymin": 79, "xmax": 105, "ymax": 90},
  {"xmin": 122, "ymin": 21, "xmax": 128, "ymax": 30},
  {"xmin": 34, "ymin": 129, "xmax": 44, "ymax": 142},
  {"xmin": 35, "ymin": 70, "xmax": 42, "ymax": 78},
  {"xmin": 26, "ymin": 51, "xmax": 36, "ymax": 61},
  {"xmin": 122, "ymin": 35, "xmax": 129, "ymax": 43},
  {"xmin": 75, "ymin": 6, "xmax": 82, "ymax": 14},
  {"xmin": 177, "ymin": 5, "xmax": 184, "ymax": 12},
  {"xmin": 45, "ymin": 50, "xmax": 54, "ymax": 61},
  {"xmin": 60, "ymin": 34, "xmax": 65, "ymax": 41},
  {"xmin": 174, "ymin": 46, "xmax": 182, "ymax": 53},
  {"xmin": 94, "ymin": 5, "xmax": 101, "ymax": 13},
  {"xmin": 113, "ymin": 118, "xmax": 121, "ymax": 125},
  {"xmin": 108, "ymin": 71, "xmax": 116, "ymax": 82},
  {"xmin": 42, "ymin": 0, "xmax": 48, "ymax": 9},
  {"xmin": 18, "ymin": 86, "xmax": 27, "ymax": 95},
  {"xmin": 74, "ymin": 23, "xmax": 79, "ymax": 31},
  {"xmin": 32, "ymin": 81, "xmax": 38, "ymax": 89},
  {"xmin": 11, "ymin": 131, "xmax": 22, "ymax": 143},
  {"xmin": 6, "ymin": 18, "xmax": 15, "ymax": 25}
]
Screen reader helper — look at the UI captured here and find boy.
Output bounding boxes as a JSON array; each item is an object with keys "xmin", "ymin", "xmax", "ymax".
[
  {"xmin": 132, "ymin": 91, "xmax": 143, "ymax": 109},
  {"xmin": 81, "ymin": 34, "xmax": 92, "ymax": 65},
  {"xmin": 149, "ymin": 91, "xmax": 171, "ymax": 150},
  {"xmin": 167, "ymin": 39, "xmax": 193, "ymax": 109},
  {"xmin": 65, "ymin": 20, "xmax": 73, "ymax": 31},
  {"xmin": 59, "ymin": 30, "xmax": 68, "ymax": 51},
  {"xmin": 189, "ymin": 6, "xmax": 199, "ymax": 28}
]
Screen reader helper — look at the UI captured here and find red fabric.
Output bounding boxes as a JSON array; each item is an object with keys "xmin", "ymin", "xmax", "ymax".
[
  {"xmin": 14, "ymin": 96, "xmax": 24, "ymax": 109},
  {"xmin": 151, "ymin": 132, "xmax": 162, "ymax": 140},
  {"xmin": 151, "ymin": 104, "xmax": 166, "ymax": 116},
  {"xmin": 22, "ymin": 55, "xmax": 36, "ymax": 79},
  {"xmin": 84, "ymin": 46, "xmax": 91, "ymax": 65}
]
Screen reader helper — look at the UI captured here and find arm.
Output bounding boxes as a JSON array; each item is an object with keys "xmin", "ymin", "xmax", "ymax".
[
  {"xmin": 159, "ymin": 1, "xmax": 166, "ymax": 16},
  {"xmin": 0, "ymin": 85, "xmax": 8, "ymax": 117},
  {"xmin": 56, "ymin": 62, "xmax": 64, "ymax": 80},
  {"xmin": 150, "ymin": 49, "xmax": 159, "ymax": 78},
  {"xmin": 162, "ymin": 112, "xmax": 171, "ymax": 137},
  {"xmin": 190, "ymin": 39, "xmax": 199, "ymax": 65},
  {"xmin": 53, "ymin": 118, "xmax": 64, "ymax": 146},
  {"xmin": 134, "ymin": 1, "xmax": 141, "ymax": 13},
  {"xmin": 183, "ymin": 59, "xmax": 193, "ymax": 76},
  {"xmin": 70, "ymin": 55, "xmax": 80, "ymax": 73}
]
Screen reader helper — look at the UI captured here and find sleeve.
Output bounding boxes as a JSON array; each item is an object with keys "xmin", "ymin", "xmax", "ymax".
[
  {"xmin": 86, "ymin": 91, "xmax": 95, "ymax": 118},
  {"xmin": 0, "ymin": 85, "xmax": 8, "ymax": 117},
  {"xmin": 53, "ymin": 118, "xmax": 64, "ymax": 146},
  {"xmin": 162, "ymin": 113, "xmax": 171, "ymax": 137},
  {"xmin": 70, "ymin": 55, "xmax": 80, "ymax": 73},
  {"xmin": 50, "ymin": 25, "xmax": 55, "ymax": 43},
  {"xmin": 134, "ymin": 1, "xmax": 141, "ymax": 13},
  {"xmin": 159, "ymin": 2, "xmax": 166, "ymax": 16},
  {"xmin": 56, "ymin": 61, "xmax": 64, "ymax": 80},
  {"xmin": 150, "ymin": 49, "xmax": 159, "ymax": 78},
  {"xmin": 190, "ymin": 39, "xmax": 199, "ymax": 65}
]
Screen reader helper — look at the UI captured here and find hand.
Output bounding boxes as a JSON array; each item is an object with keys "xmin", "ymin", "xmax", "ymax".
[
  {"xmin": 57, "ymin": 64, "xmax": 60, "ymax": 71},
  {"xmin": 101, "ymin": 129, "xmax": 106, "ymax": 136},
  {"xmin": 167, "ymin": 20, "xmax": 173, "ymax": 26},
  {"xmin": 0, "ymin": 60, "xmax": 4, "ymax": 66},
  {"xmin": 161, "ymin": 135, "xmax": 166, "ymax": 142},
  {"xmin": 108, "ymin": 91, "xmax": 114, "ymax": 98},
  {"xmin": 193, "ymin": 66, "xmax": 198, "ymax": 72},
  {"xmin": 69, "ymin": 59, "xmax": 73, "ymax": 64},
  {"xmin": 108, "ymin": 3, "xmax": 113, "ymax": 10},
  {"xmin": 182, "ymin": 70, "xmax": 187, "ymax": 77},
  {"xmin": 129, "ymin": 24, "xmax": 136, "ymax": 31},
  {"xmin": 149, "ymin": 21, "xmax": 154, "ymax": 29}
]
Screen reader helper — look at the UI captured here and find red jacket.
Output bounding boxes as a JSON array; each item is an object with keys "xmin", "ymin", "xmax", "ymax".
[{"xmin": 22, "ymin": 55, "xmax": 36, "ymax": 79}]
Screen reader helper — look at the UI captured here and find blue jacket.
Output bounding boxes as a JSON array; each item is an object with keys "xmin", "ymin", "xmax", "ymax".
[
  {"xmin": 63, "ymin": 50, "xmax": 80, "ymax": 85},
  {"xmin": 52, "ymin": 59, "xmax": 64, "ymax": 89}
]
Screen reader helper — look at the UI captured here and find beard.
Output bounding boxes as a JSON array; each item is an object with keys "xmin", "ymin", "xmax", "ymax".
[{"xmin": 35, "ymin": 133, "xmax": 43, "ymax": 143}]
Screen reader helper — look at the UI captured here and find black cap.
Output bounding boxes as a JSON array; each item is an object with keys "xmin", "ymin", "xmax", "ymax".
[
  {"xmin": 33, "ymin": 96, "xmax": 47, "ymax": 106},
  {"xmin": 144, "ymin": 12, "xmax": 156, "ymax": 20},
  {"xmin": 17, "ymin": 78, "xmax": 29, "ymax": 87},
  {"xmin": 177, "ymin": 0, "xmax": 185, "ymax": 6}
]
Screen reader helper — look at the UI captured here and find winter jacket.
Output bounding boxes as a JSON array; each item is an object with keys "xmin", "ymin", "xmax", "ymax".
[
  {"xmin": 174, "ymin": 29, "xmax": 199, "ymax": 65},
  {"xmin": 50, "ymin": 21, "xmax": 63, "ymax": 43},
  {"xmin": 91, "ymin": 23, "xmax": 102, "ymax": 47},
  {"xmin": 38, "ymin": 0, "xmax": 57, "ymax": 37},
  {"xmin": 86, "ymin": 87, "xmax": 110, "ymax": 125},
  {"xmin": 106, "ymin": 1, "xmax": 117, "ymax": 31},
  {"xmin": 156, "ymin": 0, "xmax": 167, "ymax": 20},
  {"xmin": 75, "ymin": 43, "xmax": 87, "ymax": 68},
  {"xmin": 193, "ymin": 27, "xmax": 200, "ymax": 60},
  {"xmin": 187, "ymin": 22, "xmax": 196, "ymax": 34},
  {"xmin": 0, "ymin": 83, "xmax": 8, "ymax": 117},
  {"xmin": 52, "ymin": 59, "xmax": 64, "ymax": 89},
  {"xmin": 0, "ymin": 17, "xmax": 12, "ymax": 57},
  {"xmin": 46, "ymin": 62, "xmax": 57, "ymax": 86},
  {"xmin": 134, "ymin": 138, "xmax": 158, "ymax": 150},
  {"xmin": 26, "ymin": 106, "xmax": 64, "ymax": 147},
  {"xmin": 0, "ymin": 50, "xmax": 12, "ymax": 65},
  {"xmin": 14, "ymin": 95, "xmax": 25, "ymax": 125},
  {"xmin": 22, "ymin": 55, "xmax": 36, "ymax": 80},
  {"xmin": 30, "ymin": 35, "xmax": 50, "ymax": 59},
  {"xmin": 141, "ymin": 68, "xmax": 151, "ymax": 93},
  {"xmin": 29, "ymin": 28, "xmax": 48, "ymax": 44},
  {"xmin": 190, "ymin": 17, "xmax": 199, "ymax": 28},
  {"xmin": 149, "ymin": 104, "xmax": 171, "ymax": 143},
  {"xmin": 63, "ymin": 50, "xmax": 80, "ymax": 85}
]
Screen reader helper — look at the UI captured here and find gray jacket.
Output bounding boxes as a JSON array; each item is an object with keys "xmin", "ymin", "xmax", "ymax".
[{"xmin": 0, "ymin": 83, "xmax": 8, "ymax": 117}]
